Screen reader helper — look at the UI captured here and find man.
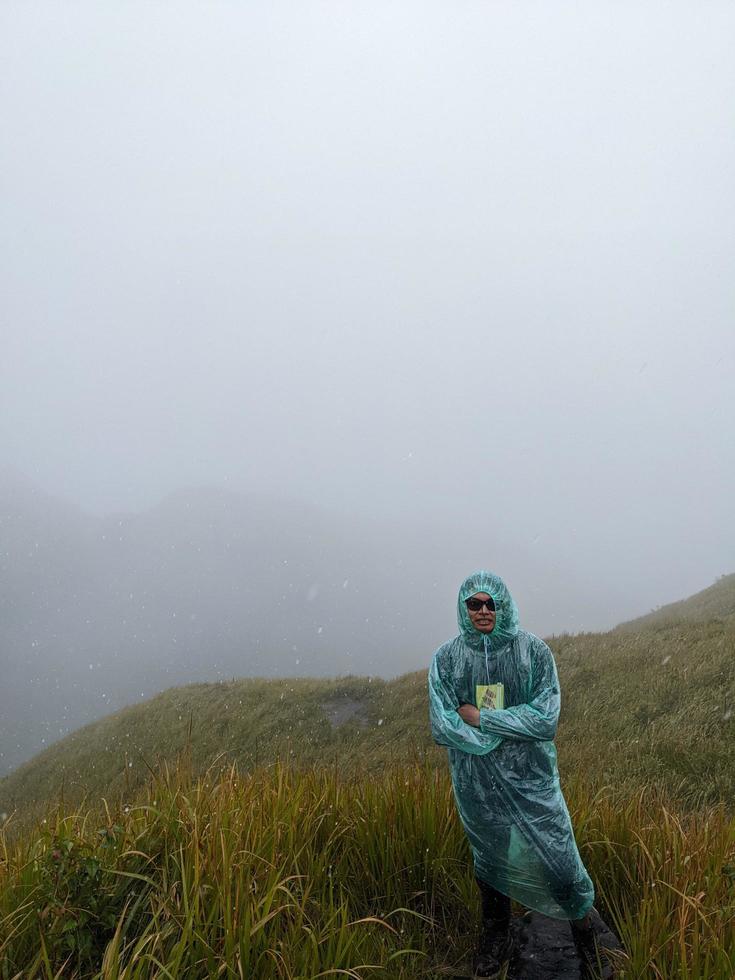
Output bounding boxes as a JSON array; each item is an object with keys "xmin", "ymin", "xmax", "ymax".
[{"xmin": 428, "ymin": 570, "xmax": 615, "ymax": 978}]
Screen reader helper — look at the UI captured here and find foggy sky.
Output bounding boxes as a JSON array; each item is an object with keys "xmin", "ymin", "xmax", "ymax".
[{"xmin": 2, "ymin": 1, "xmax": 734, "ymax": 620}]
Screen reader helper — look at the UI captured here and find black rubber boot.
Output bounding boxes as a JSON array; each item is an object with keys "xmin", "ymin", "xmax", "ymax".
[
  {"xmin": 473, "ymin": 877, "xmax": 513, "ymax": 978},
  {"xmin": 570, "ymin": 909, "xmax": 615, "ymax": 979}
]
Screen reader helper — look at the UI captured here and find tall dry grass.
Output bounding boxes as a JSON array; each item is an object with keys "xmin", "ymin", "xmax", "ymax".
[{"xmin": 1, "ymin": 750, "xmax": 734, "ymax": 978}]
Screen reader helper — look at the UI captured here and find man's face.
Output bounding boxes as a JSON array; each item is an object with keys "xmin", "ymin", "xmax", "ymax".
[{"xmin": 465, "ymin": 592, "xmax": 496, "ymax": 633}]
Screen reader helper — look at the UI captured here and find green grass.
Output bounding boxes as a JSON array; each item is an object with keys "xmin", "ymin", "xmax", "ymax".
[
  {"xmin": 548, "ymin": 618, "xmax": 735, "ymax": 806},
  {"xmin": 0, "ymin": 673, "xmax": 423, "ymax": 842},
  {"xmin": 1, "ymin": 753, "xmax": 734, "ymax": 978}
]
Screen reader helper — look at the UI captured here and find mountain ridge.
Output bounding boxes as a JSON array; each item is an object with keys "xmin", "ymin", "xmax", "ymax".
[{"xmin": 613, "ymin": 572, "xmax": 735, "ymax": 632}]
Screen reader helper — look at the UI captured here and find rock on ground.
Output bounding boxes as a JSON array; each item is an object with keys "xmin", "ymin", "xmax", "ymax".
[{"xmin": 319, "ymin": 697, "xmax": 370, "ymax": 729}]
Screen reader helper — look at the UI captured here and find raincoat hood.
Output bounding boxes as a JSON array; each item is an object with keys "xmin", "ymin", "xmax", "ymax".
[{"xmin": 457, "ymin": 570, "xmax": 520, "ymax": 652}]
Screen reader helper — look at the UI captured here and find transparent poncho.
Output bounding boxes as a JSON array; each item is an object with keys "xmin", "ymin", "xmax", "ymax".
[{"xmin": 428, "ymin": 570, "xmax": 594, "ymax": 919}]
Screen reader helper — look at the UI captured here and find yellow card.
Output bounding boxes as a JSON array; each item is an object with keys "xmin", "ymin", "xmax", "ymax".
[{"xmin": 476, "ymin": 683, "xmax": 504, "ymax": 710}]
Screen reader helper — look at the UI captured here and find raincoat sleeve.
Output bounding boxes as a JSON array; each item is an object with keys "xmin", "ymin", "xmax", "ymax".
[
  {"xmin": 429, "ymin": 646, "xmax": 503, "ymax": 755},
  {"xmin": 478, "ymin": 638, "xmax": 560, "ymax": 742}
]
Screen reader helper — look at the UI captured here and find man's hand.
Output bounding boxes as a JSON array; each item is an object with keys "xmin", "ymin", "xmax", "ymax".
[{"xmin": 458, "ymin": 703, "xmax": 481, "ymax": 728}]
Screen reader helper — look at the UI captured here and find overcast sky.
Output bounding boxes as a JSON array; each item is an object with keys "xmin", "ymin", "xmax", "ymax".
[{"xmin": 2, "ymin": 1, "xmax": 733, "ymax": 618}]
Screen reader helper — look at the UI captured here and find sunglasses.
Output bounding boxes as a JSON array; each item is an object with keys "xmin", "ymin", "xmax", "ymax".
[{"xmin": 465, "ymin": 597, "xmax": 496, "ymax": 612}]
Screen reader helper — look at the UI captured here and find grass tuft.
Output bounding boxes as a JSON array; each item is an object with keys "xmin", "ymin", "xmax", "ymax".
[{"xmin": 1, "ymin": 754, "xmax": 734, "ymax": 978}]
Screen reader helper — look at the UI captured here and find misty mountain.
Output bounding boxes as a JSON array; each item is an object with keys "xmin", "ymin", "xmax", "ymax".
[{"xmin": 0, "ymin": 470, "xmax": 640, "ymax": 776}]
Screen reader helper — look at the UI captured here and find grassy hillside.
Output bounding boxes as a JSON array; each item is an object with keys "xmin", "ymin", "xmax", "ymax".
[
  {"xmin": 0, "ymin": 672, "xmax": 433, "ymax": 840},
  {"xmin": 2, "ymin": 614, "xmax": 735, "ymax": 841},
  {"xmin": 2, "ymin": 579, "xmax": 735, "ymax": 978},
  {"xmin": 1, "ymin": 755, "xmax": 733, "ymax": 978},
  {"xmin": 614, "ymin": 573, "xmax": 735, "ymax": 631}
]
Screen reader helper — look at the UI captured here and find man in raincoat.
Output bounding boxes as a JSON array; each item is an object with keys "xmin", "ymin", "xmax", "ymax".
[{"xmin": 428, "ymin": 571, "xmax": 613, "ymax": 978}]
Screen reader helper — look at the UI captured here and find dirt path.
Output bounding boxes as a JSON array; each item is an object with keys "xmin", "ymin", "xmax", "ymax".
[{"xmin": 435, "ymin": 906, "xmax": 624, "ymax": 978}]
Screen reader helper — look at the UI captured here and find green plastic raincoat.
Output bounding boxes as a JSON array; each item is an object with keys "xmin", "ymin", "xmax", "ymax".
[{"xmin": 428, "ymin": 570, "xmax": 594, "ymax": 919}]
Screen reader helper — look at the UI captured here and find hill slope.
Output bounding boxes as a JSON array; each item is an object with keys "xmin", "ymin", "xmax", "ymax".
[
  {"xmin": 3, "ymin": 612, "xmax": 735, "ymax": 838},
  {"xmin": 614, "ymin": 573, "xmax": 735, "ymax": 632}
]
